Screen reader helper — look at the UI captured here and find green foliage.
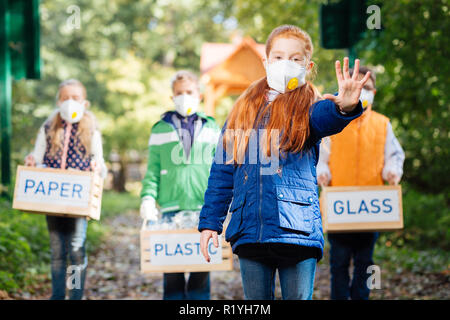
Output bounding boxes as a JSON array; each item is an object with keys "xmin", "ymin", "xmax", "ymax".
[
  {"xmin": 235, "ymin": 0, "xmax": 449, "ymax": 268},
  {"xmin": 0, "ymin": 198, "xmax": 50, "ymax": 291},
  {"xmin": 234, "ymin": 0, "xmax": 449, "ymax": 197},
  {"xmin": 100, "ymin": 189, "xmax": 140, "ymax": 218},
  {"xmin": 369, "ymin": 183, "xmax": 450, "ymax": 273},
  {"xmin": 12, "ymin": 0, "xmax": 237, "ymax": 173},
  {"xmin": 6, "ymin": 0, "xmax": 235, "ymax": 293},
  {"xmin": 375, "ymin": 242, "xmax": 450, "ymax": 274},
  {"xmin": 378, "ymin": 184, "xmax": 450, "ymax": 251},
  {"xmin": 4, "ymin": 0, "xmax": 448, "ymax": 293},
  {"xmin": 357, "ymin": 0, "xmax": 450, "ymax": 195}
]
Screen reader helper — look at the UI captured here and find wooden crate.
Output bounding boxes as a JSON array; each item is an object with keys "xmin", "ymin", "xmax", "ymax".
[
  {"xmin": 12, "ymin": 165, "xmax": 103, "ymax": 220},
  {"xmin": 320, "ymin": 185, "xmax": 403, "ymax": 233},
  {"xmin": 140, "ymin": 226, "xmax": 233, "ymax": 273}
]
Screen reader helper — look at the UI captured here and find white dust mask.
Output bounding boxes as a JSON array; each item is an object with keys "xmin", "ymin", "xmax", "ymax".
[
  {"xmin": 265, "ymin": 59, "xmax": 307, "ymax": 93},
  {"xmin": 59, "ymin": 99, "xmax": 85, "ymax": 123},
  {"xmin": 359, "ymin": 89, "xmax": 375, "ymax": 109},
  {"xmin": 173, "ymin": 94, "xmax": 200, "ymax": 117}
]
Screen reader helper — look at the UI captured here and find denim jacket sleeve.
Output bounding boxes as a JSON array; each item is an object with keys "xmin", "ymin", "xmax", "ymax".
[
  {"xmin": 198, "ymin": 124, "xmax": 234, "ymax": 235},
  {"xmin": 309, "ymin": 97, "xmax": 363, "ymax": 144}
]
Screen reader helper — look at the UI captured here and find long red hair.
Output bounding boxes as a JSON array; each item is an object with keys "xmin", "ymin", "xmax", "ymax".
[{"xmin": 224, "ymin": 25, "xmax": 320, "ymax": 164}]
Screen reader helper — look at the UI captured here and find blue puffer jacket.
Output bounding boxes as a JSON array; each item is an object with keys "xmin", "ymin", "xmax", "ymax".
[{"xmin": 198, "ymin": 99, "xmax": 363, "ymax": 260}]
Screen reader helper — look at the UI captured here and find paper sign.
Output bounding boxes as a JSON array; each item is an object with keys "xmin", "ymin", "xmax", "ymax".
[
  {"xmin": 15, "ymin": 169, "xmax": 92, "ymax": 207},
  {"xmin": 13, "ymin": 166, "xmax": 103, "ymax": 220}
]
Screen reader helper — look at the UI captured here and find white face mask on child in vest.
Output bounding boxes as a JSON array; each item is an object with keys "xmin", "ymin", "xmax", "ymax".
[
  {"xmin": 359, "ymin": 89, "xmax": 375, "ymax": 109},
  {"xmin": 173, "ymin": 94, "xmax": 200, "ymax": 117},
  {"xmin": 59, "ymin": 99, "xmax": 85, "ymax": 123},
  {"xmin": 265, "ymin": 59, "xmax": 307, "ymax": 93}
]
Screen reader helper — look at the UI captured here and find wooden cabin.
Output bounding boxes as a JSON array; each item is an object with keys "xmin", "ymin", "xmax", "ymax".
[{"xmin": 200, "ymin": 36, "xmax": 266, "ymax": 116}]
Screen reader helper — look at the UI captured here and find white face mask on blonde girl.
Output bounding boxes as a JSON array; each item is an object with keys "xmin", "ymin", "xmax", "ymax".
[
  {"xmin": 57, "ymin": 85, "xmax": 90, "ymax": 123},
  {"xmin": 24, "ymin": 84, "xmax": 94, "ymax": 168}
]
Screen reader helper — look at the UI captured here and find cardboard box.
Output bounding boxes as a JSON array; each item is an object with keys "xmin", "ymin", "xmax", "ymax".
[
  {"xmin": 12, "ymin": 165, "xmax": 103, "ymax": 220},
  {"xmin": 320, "ymin": 185, "xmax": 403, "ymax": 233},
  {"xmin": 140, "ymin": 226, "xmax": 233, "ymax": 273}
]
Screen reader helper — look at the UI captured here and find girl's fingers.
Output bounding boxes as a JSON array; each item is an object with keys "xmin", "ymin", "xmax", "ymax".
[
  {"xmin": 352, "ymin": 59, "xmax": 360, "ymax": 80},
  {"xmin": 335, "ymin": 60, "xmax": 344, "ymax": 82},
  {"xmin": 343, "ymin": 57, "xmax": 350, "ymax": 79},
  {"xmin": 323, "ymin": 94, "xmax": 337, "ymax": 103},
  {"xmin": 200, "ymin": 231, "xmax": 211, "ymax": 262},
  {"xmin": 91, "ymin": 160, "xmax": 97, "ymax": 171},
  {"xmin": 359, "ymin": 71, "xmax": 372, "ymax": 85},
  {"xmin": 387, "ymin": 172, "xmax": 400, "ymax": 185},
  {"xmin": 25, "ymin": 155, "xmax": 35, "ymax": 166},
  {"xmin": 212, "ymin": 232, "xmax": 219, "ymax": 248}
]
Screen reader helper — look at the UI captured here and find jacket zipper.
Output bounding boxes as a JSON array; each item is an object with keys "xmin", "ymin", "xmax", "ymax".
[
  {"xmin": 258, "ymin": 165, "xmax": 263, "ymax": 242},
  {"xmin": 257, "ymin": 107, "xmax": 269, "ymax": 242}
]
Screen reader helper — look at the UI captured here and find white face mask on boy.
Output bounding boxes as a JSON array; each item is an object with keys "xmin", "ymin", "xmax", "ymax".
[
  {"xmin": 359, "ymin": 88, "xmax": 375, "ymax": 109},
  {"xmin": 265, "ymin": 59, "xmax": 307, "ymax": 93},
  {"xmin": 173, "ymin": 94, "xmax": 200, "ymax": 117},
  {"xmin": 59, "ymin": 99, "xmax": 85, "ymax": 124}
]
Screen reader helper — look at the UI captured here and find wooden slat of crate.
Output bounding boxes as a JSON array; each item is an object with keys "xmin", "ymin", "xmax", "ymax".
[
  {"xmin": 87, "ymin": 173, "xmax": 103, "ymax": 220},
  {"xmin": 12, "ymin": 165, "xmax": 103, "ymax": 220},
  {"xmin": 140, "ymin": 228, "xmax": 233, "ymax": 274},
  {"xmin": 320, "ymin": 185, "xmax": 403, "ymax": 233}
]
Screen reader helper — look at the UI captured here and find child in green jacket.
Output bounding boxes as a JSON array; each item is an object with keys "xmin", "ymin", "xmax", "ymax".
[{"xmin": 140, "ymin": 70, "xmax": 220, "ymax": 300}]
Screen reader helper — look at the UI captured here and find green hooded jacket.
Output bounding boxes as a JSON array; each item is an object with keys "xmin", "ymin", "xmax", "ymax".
[{"xmin": 140, "ymin": 111, "xmax": 221, "ymax": 213}]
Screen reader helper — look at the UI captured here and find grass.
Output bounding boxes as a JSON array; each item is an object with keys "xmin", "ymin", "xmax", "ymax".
[
  {"xmin": 0, "ymin": 190, "xmax": 140, "ymax": 293},
  {"xmin": 374, "ymin": 234, "xmax": 450, "ymax": 274}
]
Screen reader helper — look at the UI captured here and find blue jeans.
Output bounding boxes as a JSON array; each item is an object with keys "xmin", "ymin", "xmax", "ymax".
[
  {"xmin": 46, "ymin": 216, "xmax": 88, "ymax": 300},
  {"xmin": 238, "ymin": 256, "xmax": 316, "ymax": 300},
  {"xmin": 328, "ymin": 232, "xmax": 379, "ymax": 300},
  {"xmin": 163, "ymin": 272, "xmax": 210, "ymax": 300},
  {"xmin": 154, "ymin": 211, "xmax": 210, "ymax": 300}
]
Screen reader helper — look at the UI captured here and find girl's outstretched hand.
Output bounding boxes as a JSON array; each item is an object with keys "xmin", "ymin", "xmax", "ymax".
[
  {"xmin": 200, "ymin": 229, "xmax": 219, "ymax": 263},
  {"xmin": 323, "ymin": 57, "xmax": 371, "ymax": 113}
]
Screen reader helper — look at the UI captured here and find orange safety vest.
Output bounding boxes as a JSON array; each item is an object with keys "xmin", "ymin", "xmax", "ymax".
[{"xmin": 329, "ymin": 106, "xmax": 390, "ymax": 186}]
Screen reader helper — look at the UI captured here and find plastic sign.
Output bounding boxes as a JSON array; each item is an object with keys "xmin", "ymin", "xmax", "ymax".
[
  {"xmin": 149, "ymin": 233, "xmax": 222, "ymax": 266},
  {"xmin": 320, "ymin": 185, "xmax": 403, "ymax": 232},
  {"xmin": 140, "ymin": 228, "xmax": 233, "ymax": 273}
]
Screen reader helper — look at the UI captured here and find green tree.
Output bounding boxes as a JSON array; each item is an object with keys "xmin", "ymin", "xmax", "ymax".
[
  {"xmin": 356, "ymin": 0, "xmax": 450, "ymax": 195},
  {"xmin": 11, "ymin": 0, "xmax": 235, "ymax": 191}
]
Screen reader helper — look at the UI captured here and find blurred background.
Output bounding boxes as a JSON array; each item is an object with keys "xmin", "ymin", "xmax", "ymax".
[{"xmin": 0, "ymin": 0, "xmax": 448, "ymax": 299}]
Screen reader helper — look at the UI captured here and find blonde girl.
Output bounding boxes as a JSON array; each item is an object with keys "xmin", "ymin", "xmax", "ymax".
[{"xmin": 25, "ymin": 79, "xmax": 106, "ymax": 300}]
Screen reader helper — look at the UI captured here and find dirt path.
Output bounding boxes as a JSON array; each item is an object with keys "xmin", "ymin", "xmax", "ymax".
[
  {"xmin": 82, "ymin": 212, "xmax": 243, "ymax": 300},
  {"xmin": 9, "ymin": 210, "xmax": 449, "ymax": 300}
]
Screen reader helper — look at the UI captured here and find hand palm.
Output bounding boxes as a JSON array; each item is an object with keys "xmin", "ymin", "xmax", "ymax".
[{"xmin": 323, "ymin": 58, "xmax": 371, "ymax": 112}]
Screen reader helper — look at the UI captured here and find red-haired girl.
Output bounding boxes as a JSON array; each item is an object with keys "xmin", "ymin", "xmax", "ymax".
[{"xmin": 198, "ymin": 25, "xmax": 371, "ymax": 300}]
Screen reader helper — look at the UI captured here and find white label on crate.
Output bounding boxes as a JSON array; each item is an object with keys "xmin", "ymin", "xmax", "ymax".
[
  {"xmin": 326, "ymin": 189, "xmax": 400, "ymax": 224},
  {"xmin": 15, "ymin": 170, "xmax": 92, "ymax": 208},
  {"xmin": 149, "ymin": 233, "xmax": 223, "ymax": 265}
]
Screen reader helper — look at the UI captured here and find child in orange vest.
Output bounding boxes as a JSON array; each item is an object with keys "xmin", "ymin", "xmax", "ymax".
[{"xmin": 317, "ymin": 66, "xmax": 405, "ymax": 300}]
